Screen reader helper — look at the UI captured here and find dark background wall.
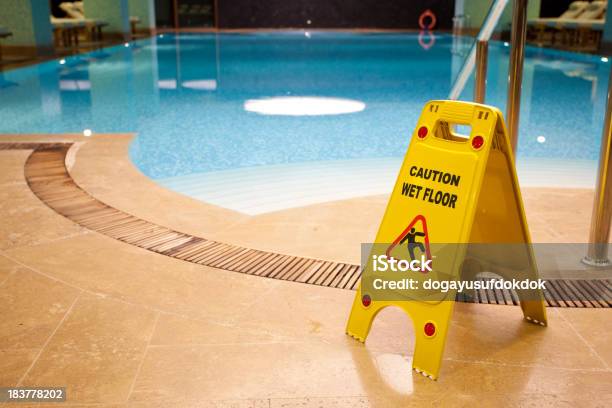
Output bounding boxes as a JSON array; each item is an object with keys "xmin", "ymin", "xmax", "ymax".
[
  {"xmin": 217, "ymin": 0, "xmax": 456, "ymax": 29},
  {"xmin": 539, "ymin": 0, "xmax": 573, "ymax": 18}
]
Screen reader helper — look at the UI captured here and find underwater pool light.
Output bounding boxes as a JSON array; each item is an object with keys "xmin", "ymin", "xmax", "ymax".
[
  {"xmin": 244, "ymin": 96, "xmax": 365, "ymax": 116},
  {"xmin": 537, "ymin": 135, "xmax": 546, "ymax": 143},
  {"xmin": 157, "ymin": 79, "xmax": 177, "ymax": 89},
  {"xmin": 83, "ymin": 129, "xmax": 93, "ymax": 137},
  {"xmin": 60, "ymin": 80, "xmax": 91, "ymax": 91},
  {"xmin": 59, "ymin": 59, "xmax": 66, "ymax": 65},
  {"xmin": 182, "ymin": 79, "xmax": 217, "ymax": 90},
  {"xmin": 602, "ymin": 57, "xmax": 609, "ymax": 63}
]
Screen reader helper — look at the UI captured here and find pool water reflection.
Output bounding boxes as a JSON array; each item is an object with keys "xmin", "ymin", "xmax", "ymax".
[{"xmin": 0, "ymin": 33, "xmax": 609, "ymax": 185}]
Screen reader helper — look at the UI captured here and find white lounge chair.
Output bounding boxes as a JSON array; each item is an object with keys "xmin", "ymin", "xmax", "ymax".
[
  {"xmin": 559, "ymin": 1, "xmax": 608, "ymax": 49},
  {"xmin": 529, "ymin": 1, "xmax": 590, "ymax": 25},
  {"xmin": 0, "ymin": 26, "xmax": 13, "ymax": 61},
  {"xmin": 0, "ymin": 26, "xmax": 11, "ymax": 38},
  {"xmin": 529, "ymin": 1, "xmax": 607, "ymax": 49},
  {"xmin": 51, "ymin": 17, "xmax": 87, "ymax": 47},
  {"xmin": 60, "ymin": 2, "xmax": 85, "ymax": 19},
  {"xmin": 58, "ymin": 2, "xmax": 108, "ymax": 42},
  {"xmin": 72, "ymin": 1, "xmax": 141, "ymax": 38},
  {"xmin": 528, "ymin": 1, "xmax": 589, "ymax": 44},
  {"xmin": 539, "ymin": 1, "xmax": 606, "ymax": 28}
]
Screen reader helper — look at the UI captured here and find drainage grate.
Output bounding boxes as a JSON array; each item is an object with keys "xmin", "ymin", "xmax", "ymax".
[{"xmin": 14, "ymin": 144, "xmax": 612, "ymax": 308}]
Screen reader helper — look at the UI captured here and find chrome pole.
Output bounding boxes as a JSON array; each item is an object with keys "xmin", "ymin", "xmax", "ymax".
[
  {"xmin": 583, "ymin": 68, "xmax": 612, "ymax": 267},
  {"xmin": 506, "ymin": 0, "xmax": 528, "ymax": 154},
  {"xmin": 474, "ymin": 40, "xmax": 488, "ymax": 103}
]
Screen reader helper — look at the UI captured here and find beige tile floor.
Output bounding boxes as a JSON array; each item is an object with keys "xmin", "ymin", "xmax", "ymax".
[{"xmin": 0, "ymin": 135, "xmax": 611, "ymax": 407}]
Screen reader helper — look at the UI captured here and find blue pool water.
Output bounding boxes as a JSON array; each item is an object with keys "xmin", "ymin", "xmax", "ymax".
[{"xmin": 0, "ymin": 32, "xmax": 610, "ymax": 181}]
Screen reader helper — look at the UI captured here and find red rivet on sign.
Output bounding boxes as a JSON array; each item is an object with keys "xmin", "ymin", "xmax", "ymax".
[
  {"xmin": 424, "ymin": 322, "xmax": 436, "ymax": 337},
  {"xmin": 362, "ymin": 294, "xmax": 371, "ymax": 307},
  {"xmin": 417, "ymin": 126, "xmax": 428, "ymax": 139},
  {"xmin": 472, "ymin": 135, "xmax": 484, "ymax": 150}
]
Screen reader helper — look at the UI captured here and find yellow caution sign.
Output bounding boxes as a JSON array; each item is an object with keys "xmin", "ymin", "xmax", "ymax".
[{"xmin": 346, "ymin": 100, "xmax": 547, "ymax": 380}]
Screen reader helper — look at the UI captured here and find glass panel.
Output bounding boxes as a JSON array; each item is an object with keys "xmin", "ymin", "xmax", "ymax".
[{"xmin": 448, "ymin": 0, "xmax": 510, "ymax": 100}]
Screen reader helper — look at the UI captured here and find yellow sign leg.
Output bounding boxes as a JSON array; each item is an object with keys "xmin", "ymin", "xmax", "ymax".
[
  {"xmin": 346, "ymin": 286, "xmax": 383, "ymax": 343},
  {"xmin": 468, "ymin": 120, "xmax": 548, "ymax": 326},
  {"xmin": 346, "ymin": 285, "xmax": 455, "ymax": 380}
]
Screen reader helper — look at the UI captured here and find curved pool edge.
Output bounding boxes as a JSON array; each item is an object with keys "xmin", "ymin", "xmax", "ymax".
[
  {"xmin": 0, "ymin": 133, "xmax": 603, "ymax": 262},
  {"xmin": 7, "ymin": 138, "xmax": 608, "ymax": 308}
]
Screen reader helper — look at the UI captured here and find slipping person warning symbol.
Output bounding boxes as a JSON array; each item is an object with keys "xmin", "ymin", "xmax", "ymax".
[
  {"xmin": 400, "ymin": 227, "xmax": 426, "ymax": 260},
  {"xmin": 385, "ymin": 214, "xmax": 432, "ymax": 267}
]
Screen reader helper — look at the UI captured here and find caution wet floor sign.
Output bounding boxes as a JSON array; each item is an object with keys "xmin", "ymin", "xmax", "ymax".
[{"xmin": 346, "ymin": 100, "xmax": 547, "ymax": 380}]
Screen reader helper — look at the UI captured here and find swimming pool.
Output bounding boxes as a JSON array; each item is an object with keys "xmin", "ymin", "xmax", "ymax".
[{"xmin": 0, "ymin": 33, "xmax": 610, "ymax": 213}]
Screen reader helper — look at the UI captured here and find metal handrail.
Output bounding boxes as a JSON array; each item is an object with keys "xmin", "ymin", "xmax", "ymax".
[
  {"xmin": 474, "ymin": 40, "xmax": 488, "ymax": 103},
  {"xmin": 506, "ymin": 0, "xmax": 529, "ymax": 153},
  {"xmin": 451, "ymin": 1, "xmax": 612, "ymax": 265},
  {"xmin": 448, "ymin": 0, "xmax": 510, "ymax": 101},
  {"xmin": 583, "ymin": 68, "xmax": 612, "ymax": 266}
]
